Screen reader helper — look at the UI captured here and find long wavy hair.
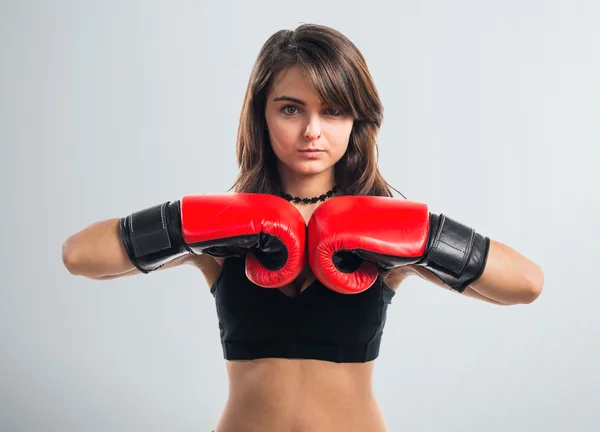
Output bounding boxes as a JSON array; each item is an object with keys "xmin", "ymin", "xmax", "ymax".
[{"xmin": 230, "ymin": 23, "xmax": 404, "ymax": 199}]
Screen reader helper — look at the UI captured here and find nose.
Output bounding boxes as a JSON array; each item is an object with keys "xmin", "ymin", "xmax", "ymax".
[{"xmin": 304, "ymin": 117, "xmax": 322, "ymax": 140}]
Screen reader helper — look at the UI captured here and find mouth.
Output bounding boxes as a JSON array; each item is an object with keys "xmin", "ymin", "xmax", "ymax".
[{"xmin": 297, "ymin": 149, "xmax": 325, "ymax": 159}]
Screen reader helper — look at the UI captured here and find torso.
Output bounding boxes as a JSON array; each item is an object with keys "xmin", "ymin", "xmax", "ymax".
[
  {"xmin": 190, "ymin": 204, "xmax": 414, "ymax": 432},
  {"xmin": 190, "ymin": 254, "xmax": 414, "ymax": 432}
]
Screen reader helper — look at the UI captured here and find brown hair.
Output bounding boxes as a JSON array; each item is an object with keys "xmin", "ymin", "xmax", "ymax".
[{"xmin": 230, "ymin": 23, "xmax": 404, "ymax": 199}]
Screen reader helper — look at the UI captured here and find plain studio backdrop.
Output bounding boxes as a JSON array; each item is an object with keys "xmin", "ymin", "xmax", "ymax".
[{"xmin": 1, "ymin": 1, "xmax": 598, "ymax": 431}]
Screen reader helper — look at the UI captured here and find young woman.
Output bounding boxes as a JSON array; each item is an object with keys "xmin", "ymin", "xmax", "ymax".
[{"xmin": 62, "ymin": 23, "xmax": 544, "ymax": 432}]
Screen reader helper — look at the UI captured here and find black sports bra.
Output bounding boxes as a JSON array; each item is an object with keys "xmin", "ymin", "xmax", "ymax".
[{"xmin": 210, "ymin": 256, "xmax": 395, "ymax": 363}]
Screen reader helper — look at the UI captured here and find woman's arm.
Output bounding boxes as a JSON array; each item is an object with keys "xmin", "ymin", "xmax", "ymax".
[
  {"xmin": 406, "ymin": 239, "xmax": 543, "ymax": 305},
  {"xmin": 61, "ymin": 217, "xmax": 195, "ymax": 279},
  {"xmin": 384, "ymin": 265, "xmax": 510, "ymax": 305},
  {"xmin": 63, "ymin": 193, "xmax": 304, "ymax": 286},
  {"xmin": 466, "ymin": 239, "xmax": 543, "ymax": 305}
]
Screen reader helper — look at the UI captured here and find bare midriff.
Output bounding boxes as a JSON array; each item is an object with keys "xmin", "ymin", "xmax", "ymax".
[{"xmin": 213, "ymin": 358, "xmax": 387, "ymax": 432}]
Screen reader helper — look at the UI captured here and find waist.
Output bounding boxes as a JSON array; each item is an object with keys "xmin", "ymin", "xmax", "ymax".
[{"xmin": 218, "ymin": 358, "xmax": 385, "ymax": 432}]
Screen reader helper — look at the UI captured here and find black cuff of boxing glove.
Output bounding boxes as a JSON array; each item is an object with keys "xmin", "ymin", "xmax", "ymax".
[
  {"xmin": 119, "ymin": 200, "xmax": 191, "ymax": 273},
  {"xmin": 420, "ymin": 213, "xmax": 490, "ymax": 293},
  {"xmin": 461, "ymin": 235, "xmax": 490, "ymax": 289},
  {"xmin": 119, "ymin": 215, "xmax": 149, "ymax": 274}
]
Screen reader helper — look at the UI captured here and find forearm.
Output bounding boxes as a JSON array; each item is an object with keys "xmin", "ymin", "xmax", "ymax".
[
  {"xmin": 62, "ymin": 218, "xmax": 136, "ymax": 278},
  {"xmin": 467, "ymin": 239, "xmax": 544, "ymax": 305},
  {"xmin": 461, "ymin": 286, "xmax": 511, "ymax": 305},
  {"xmin": 409, "ymin": 264, "xmax": 510, "ymax": 305},
  {"xmin": 416, "ymin": 211, "xmax": 543, "ymax": 305}
]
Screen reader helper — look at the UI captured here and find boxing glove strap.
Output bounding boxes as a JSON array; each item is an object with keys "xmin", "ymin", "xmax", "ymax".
[
  {"xmin": 419, "ymin": 213, "xmax": 490, "ymax": 293},
  {"xmin": 119, "ymin": 200, "xmax": 192, "ymax": 273}
]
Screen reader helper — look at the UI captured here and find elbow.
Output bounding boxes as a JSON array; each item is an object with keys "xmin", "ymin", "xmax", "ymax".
[
  {"xmin": 520, "ymin": 265, "xmax": 545, "ymax": 304},
  {"xmin": 62, "ymin": 239, "xmax": 83, "ymax": 276}
]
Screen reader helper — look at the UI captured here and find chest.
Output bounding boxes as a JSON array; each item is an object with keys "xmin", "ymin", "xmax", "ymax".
[{"xmin": 278, "ymin": 264, "xmax": 316, "ymax": 297}]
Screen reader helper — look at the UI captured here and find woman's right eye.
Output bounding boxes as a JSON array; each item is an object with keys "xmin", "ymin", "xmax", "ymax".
[{"xmin": 281, "ymin": 105, "xmax": 299, "ymax": 115}]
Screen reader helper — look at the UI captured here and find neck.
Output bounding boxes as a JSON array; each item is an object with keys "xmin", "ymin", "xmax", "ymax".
[{"xmin": 278, "ymin": 168, "xmax": 336, "ymax": 200}]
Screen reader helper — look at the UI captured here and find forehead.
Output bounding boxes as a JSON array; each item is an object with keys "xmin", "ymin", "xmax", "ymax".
[{"xmin": 268, "ymin": 66, "xmax": 322, "ymax": 103}]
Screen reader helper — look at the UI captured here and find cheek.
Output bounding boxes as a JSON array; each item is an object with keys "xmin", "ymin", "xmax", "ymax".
[
  {"xmin": 267, "ymin": 118, "xmax": 297, "ymax": 152},
  {"xmin": 329, "ymin": 122, "xmax": 353, "ymax": 157}
]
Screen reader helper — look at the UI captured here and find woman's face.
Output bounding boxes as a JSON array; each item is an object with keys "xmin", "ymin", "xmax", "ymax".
[{"xmin": 264, "ymin": 66, "xmax": 354, "ymax": 177}]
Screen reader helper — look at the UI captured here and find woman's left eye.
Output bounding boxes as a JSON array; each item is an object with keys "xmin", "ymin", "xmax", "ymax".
[{"xmin": 325, "ymin": 107, "xmax": 343, "ymax": 116}]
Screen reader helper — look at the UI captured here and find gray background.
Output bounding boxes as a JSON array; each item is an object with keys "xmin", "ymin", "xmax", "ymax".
[{"xmin": 2, "ymin": 0, "xmax": 598, "ymax": 431}]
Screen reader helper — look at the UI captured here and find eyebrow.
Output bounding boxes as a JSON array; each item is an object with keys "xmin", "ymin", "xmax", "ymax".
[{"xmin": 272, "ymin": 95, "xmax": 326, "ymax": 106}]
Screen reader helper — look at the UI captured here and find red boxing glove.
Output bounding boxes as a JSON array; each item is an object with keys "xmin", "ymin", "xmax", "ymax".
[
  {"xmin": 308, "ymin": 196, "xmax": 489, "ymax": 294},
  {"xmin": 120, "ymin": 193, "xmax": 306, "ymax": 288}
]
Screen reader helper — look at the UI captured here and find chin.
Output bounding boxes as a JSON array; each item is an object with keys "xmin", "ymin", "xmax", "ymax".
[{"xmin": 288, "ymin": 162, "xmax": 332, "ymax": 176}]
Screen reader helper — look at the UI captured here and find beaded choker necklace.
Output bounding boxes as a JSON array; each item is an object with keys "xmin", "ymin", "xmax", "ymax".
[{"xmin": 281, "ymin": 186, "xmax": 339, "ymax": 204}]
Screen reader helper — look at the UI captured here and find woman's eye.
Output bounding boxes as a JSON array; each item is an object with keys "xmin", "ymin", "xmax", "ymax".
[
  {"xmin": 282, "ymin": 105, "xmax": 299, "ymax": 115},
  {"xmin": 280, "ymin": 105, "xmax": 343, "ymax": 116}
]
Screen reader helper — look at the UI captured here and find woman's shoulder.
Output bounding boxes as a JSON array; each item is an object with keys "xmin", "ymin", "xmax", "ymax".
[
  {"xmin": 381, "ymin": 265, "xmax": 419, "ymax": 290},
  {"xmin": 189, "ymin": 255, "xmax": 225, "ymax": 288}
]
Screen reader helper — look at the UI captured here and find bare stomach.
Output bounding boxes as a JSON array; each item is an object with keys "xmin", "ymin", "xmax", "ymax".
[{"xmin": 213, "ymin": 358, "xmax": 387, "ymax": 432}]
